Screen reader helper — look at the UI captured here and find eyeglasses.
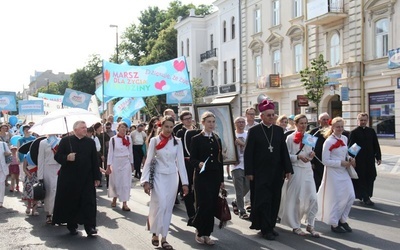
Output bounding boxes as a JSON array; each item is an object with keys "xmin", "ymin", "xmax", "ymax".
[{"xmin": 182, "ymin": 117, "xmax": 192, "ymax": 121}]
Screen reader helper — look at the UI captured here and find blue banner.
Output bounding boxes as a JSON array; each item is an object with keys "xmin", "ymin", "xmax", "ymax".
[
  {"xmin": 113, "ymin": 97, "xmax": 145, "ymax": 119},
  {"xmin": 103, "ymin": 56, "xmax": 190, "ymax": 97},
  {"xmin": 95, "ymin": 85, "xmax": 117, "ymax": 103},
  {"xmin": 166, "ymin": 89, "xmax": 193, "ymax": 104},
  {"xmin": 18, "ymin": 100, "xmax": 44, "ymax": 115},
  {"xmin": 0, "ymin": 91, "xmax": 17, "ymax": 111},
  {"xmin": 38, "ymin": 93, "xmax": 63, "ymax": 102},
  {"xmin": 62, "ymin": 88, "xmax": 92, "ymax": 109},
  {"xmin": 388, "ymin": 48, "xmax": 400, "ymax": 69}
]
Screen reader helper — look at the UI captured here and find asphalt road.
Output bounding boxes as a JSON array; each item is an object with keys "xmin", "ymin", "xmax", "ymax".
[{"xmin": 1, "ymin": 154, "xmax": 399, "ymax": 250}]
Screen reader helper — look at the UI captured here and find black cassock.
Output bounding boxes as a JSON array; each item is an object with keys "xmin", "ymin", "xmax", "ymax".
[
  {"xmin": 244, "ymin": 124, "xmax": 292, "ymax": 235},
  {"xmin": 308, "ymin": 127, "xmax": 326, "ymax": 191},
  {"xmin": 348, "ymin": 126, "xmax": 381, "ymax": 200},
  {"xmin": 52, "ymin": 135, "xmax": 101, "ymax": 227}
]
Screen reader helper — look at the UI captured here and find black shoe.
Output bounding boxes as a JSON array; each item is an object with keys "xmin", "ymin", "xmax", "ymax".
[
  {"xmin": 69, "ymin": 228, "xmax": 78, "ymax": 235},
  {"xmin": 86, "ymin": 228, "xmax": 98, "ymax": 236},
  {"xmin": 264, "ymin": 232, "xmax": 275, "ymax": 240},
  {"xmin": 331, "ymin": 225, "xmax": 347, "ymax": 233},
  {"xmin": 338, "ymin": 221, "xmax": 352, "ymax": 232},
  {"xmin": 272, "ymin": 229, "xmax": 279, "ymax": 236},
  {"xmin": 363, "ymin": 199, "xmax": 375, "ymax": 206}
]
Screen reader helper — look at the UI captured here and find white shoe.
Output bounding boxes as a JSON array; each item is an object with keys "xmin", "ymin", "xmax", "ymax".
[
  {"xmin": 195, "ymin": 231, "xmax": 204, "ymax": 244},
  {"xmin": 203, "ymin": 236, "xmax": 215, "ymax": 245}
]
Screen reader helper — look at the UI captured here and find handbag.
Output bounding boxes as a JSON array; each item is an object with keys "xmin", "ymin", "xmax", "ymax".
[
  {"xmin": 148, "ymin": 157, "xmax": 157, "ymax": 189},
  {"xmin": 347, "ymin": 166, "xmax": 358, "ymax": 179},
  {"xmin": 33, "ymin": 181, "xmax": 46, "ymax": 201},
  {"xmin": 215, "ymin": 188, "xmax": 231, "ymax": 229},
  {"xmin": 2, "ymin": 143, "xmax": 12, "ymax": 164}
]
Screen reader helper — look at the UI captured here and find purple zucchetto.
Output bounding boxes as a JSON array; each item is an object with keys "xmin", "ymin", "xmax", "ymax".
[{"xmin": 258, "ymin": 99, "xmax": 275, "ymax": 112}]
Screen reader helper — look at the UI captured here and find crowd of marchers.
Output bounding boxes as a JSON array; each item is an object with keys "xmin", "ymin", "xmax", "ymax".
[{"xmin": 0, "ymin": 104, "xmax": 381, "ymax": 249}]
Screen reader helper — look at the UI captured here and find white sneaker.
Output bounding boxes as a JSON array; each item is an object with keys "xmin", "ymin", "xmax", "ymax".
[
  {"xmin": 203, "ymin": 236, "xmax": 215, "ymax": 245},
  {"xmin": 195, "ymin": 231, "xmax": 204, "ymax": 244}
]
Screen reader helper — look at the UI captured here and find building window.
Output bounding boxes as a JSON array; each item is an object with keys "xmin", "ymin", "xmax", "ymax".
[
  {"xmin": 294, "ymin": 44, "xmax": 302, "ymax": 73},
  {"xmin": 231, "ymin": 17, "xmax": 235, "ymax": 39},
  {"xmin": 181, "ymin": 41, "xmax": 184, "ymax": 56},
  {"xmin": 375, "ymin": 18, "xmax": 389, "ymax": 58},
  {"xmin": 223, "ymin": 21, "xmax": 227, "ymax": 42},
  {"xmin": 211, "ymin": 69, "xmax": 215, "ymax": 86},
  {"xmin": 232, "ymin": 59, "xmax": 236, "ymax": 83},
  {"xmin": 224, "ymin": 61, "xmax": 228, "ymax": 84},
  {"xmin": 210, "ymin": 34, "xmax": 214, "ymax": 49},
  {"xmin": 330, "ymin": 33, "xmax": 340, "ymax": 66},
  {"xmin": 255, "ymin": 55, "xmax": 262, "ymax": 78},
  {"xmin": 294, "ymin": 0, "xmax": 302, "ymax": 18},
  {"xmin": 273, "ymin": 0, "xmax": 280, "ymax": 26},
  {"xmin": 273, "ymin": 50, "xmax": 280, "ymax": 74},
  {"xmin": 186, "ymin": 38, "xmax": 190, "ymax": 57},
  {"xmin": 255, "ymin": 9, "xmax": 261, "ymax": 33}
]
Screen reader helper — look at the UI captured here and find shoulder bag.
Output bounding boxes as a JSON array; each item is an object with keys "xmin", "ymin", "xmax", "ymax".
[{"xmin": 2, "ymin": 143, "xmax": 12, "ymax": 164}]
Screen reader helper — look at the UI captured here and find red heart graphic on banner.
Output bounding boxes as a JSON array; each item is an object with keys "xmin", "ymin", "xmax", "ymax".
[
  {"xmin": 104, "ymin": 70, "xmax": 110, "ymax": 82},
  {"xmin": 173, "ymin": 60, "xmax": 185, "ymax": 71},
  {"xmin": 155, "ymin": 80, "xmax": 166, "ymax": 90}
]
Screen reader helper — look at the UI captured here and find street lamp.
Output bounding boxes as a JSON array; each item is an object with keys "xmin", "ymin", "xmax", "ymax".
[{"xmin": 109, "ymin": 24, "xmax": 119, "ymax": 63}]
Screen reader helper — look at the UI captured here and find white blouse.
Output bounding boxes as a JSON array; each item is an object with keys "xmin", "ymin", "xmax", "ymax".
[{"xmin": 141, "ymin": 136, "xmax": 188, "ymax": 185}]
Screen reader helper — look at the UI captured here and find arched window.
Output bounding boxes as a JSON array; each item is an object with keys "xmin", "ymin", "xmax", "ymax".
[
  {"xmin": 375, "ymin": 18, "xmax": 388, "ymax": 58},
  {"xmin": 231, "ymin": 17, "xmax": 235, "ymax": 39},
  {"xmin": 294, "ymin": 44, "xmax": 302, "ymax": 73},
  {"xmin": 330, "ymin": 33, "xmax": 340, "ymax": 66}
]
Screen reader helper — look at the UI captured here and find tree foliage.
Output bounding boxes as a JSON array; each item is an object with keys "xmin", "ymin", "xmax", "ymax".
[
  {"xmin": 70, "ymin": 54, "xmax": 102, "ymax": 94},
  {"xmin": 300, "ymin": 54, "xmax": 329, "ymax": 117},
  {"xmin": 192, "ymin": 77, "xmax": 206, "ymax": 104}
]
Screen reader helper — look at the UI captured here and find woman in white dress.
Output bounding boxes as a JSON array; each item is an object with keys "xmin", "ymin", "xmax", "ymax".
[
  {"xmin": 141, "ymin": 115, "xmax": 189, "ymax": 250},
  {"xmin": 106, "ymin": 122, "xmax": 134, "ymax": 211},
  {"xmin": 317, "ymin": 117, "xmax": 355, "ymax": 233},
  {"xmin": 37, "ymin": 135, "xmax": 61, "ymax": 224},
  {"xmin": 281, "ymin": 114, "xmax": 320, "ymax": 237}
]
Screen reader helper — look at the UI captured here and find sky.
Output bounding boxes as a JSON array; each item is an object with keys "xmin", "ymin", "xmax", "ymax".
[{"xmin": 0, "ymin": 0, "xmax": 215, "ymax": 93}]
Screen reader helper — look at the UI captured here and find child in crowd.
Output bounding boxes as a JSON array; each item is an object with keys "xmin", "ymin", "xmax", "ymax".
[
  {"xmin": 22, "ymin": 154, "xmax": 39, "ymax": 216},
  {"xmin": 8, "ymin": 146, "xmax": 20, "ymax": 192}
]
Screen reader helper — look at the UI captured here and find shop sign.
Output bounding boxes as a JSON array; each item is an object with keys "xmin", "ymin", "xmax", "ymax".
[
  {"xmin": 297, "ymin": 95, "xmax": 309, "ymax": 106},
  {"xmin": 269, "ymin": 74, "xmax": 281, "ymax": 87},
  {"xmin": 340, "ymin": 87, "xmax": 349, "ymax": 101},
  {"xmin": 219, "ymin": 84, "xmax": 236, "ymax": 94},
  {"xmin": 388, "ymin": 48, "xmax": 400, "ymax": 69},
  {"xmin": 206, "ymin": 86, "xmax": 218, "ymax": 96}
]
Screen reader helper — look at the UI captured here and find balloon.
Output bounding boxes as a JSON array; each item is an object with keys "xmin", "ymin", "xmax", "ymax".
[
  {"xmin": 121, "ymin": 118, "xmax": 131, "ymax": 128},
  {"xmin": 8, "ymin": 116, "xmax": 18, "ymax": 126},
  {"xmin": 10, "ymin": 135, "xmax": 22, "ymax": 146}
]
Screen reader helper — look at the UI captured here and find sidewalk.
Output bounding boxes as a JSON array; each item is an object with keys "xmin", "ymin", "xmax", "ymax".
[{"xmin": 380, "ymin": 145, "xmax": 400, "ymax": 156}]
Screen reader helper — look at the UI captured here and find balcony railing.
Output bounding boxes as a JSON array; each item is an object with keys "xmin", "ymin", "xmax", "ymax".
[
  {"xmin": 200, "ymin": 48, "xmax": 217, "ymax": 62},
  {"xmin": 328, "ymin": 0, "xmax": 343, "ymax": 12},
  {"xmin": 306, "ymin": 0, "xmax": 347, "ymax": 25}
]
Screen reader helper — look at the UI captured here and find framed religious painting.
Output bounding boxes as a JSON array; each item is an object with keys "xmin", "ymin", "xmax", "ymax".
[{"xmin": 194, "ymin": 103, "xmax": 239, "ymax": 165}]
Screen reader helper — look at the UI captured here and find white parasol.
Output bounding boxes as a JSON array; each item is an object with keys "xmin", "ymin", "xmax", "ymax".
[{"xmin": 29, "ymin": 108, "xmax": 101, "ymax": 135}]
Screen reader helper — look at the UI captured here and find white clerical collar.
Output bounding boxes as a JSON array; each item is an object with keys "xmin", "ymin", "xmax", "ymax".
[
  {"xmin": 261, "ymin": 122, "xmax": 273, "ymax": 128},
  {"xmin": 202, "ymin": 131, "xmax": 213, "ymax": 137}
]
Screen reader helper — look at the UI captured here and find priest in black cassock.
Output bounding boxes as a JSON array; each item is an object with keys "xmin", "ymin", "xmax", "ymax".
[
  {"xmin": 244, "ymin": 100, "xmax": 293, "ymax": 241},
  {"xmin": 348, "ymin": 113, "xmax": 381, "ymax": 206},
  {"xmin": 52, "ymin": 121, "xmax": 102, "ymax": 236},
  {"xmin": 308, "ymin": 112, "xmax": 330, "ymax": 191}
]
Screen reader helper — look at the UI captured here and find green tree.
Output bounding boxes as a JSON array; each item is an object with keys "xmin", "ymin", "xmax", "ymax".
[
  {"xmin": 70, "ymin": 54, "xmax": 102, "ymax": 94},
  {"xmin": 191, "ymin": 77, "xmax": 206, "ymax": 104},
  {"xmin": 300, "ymin": 54, "xmax": 329, "ymax": 118}
]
